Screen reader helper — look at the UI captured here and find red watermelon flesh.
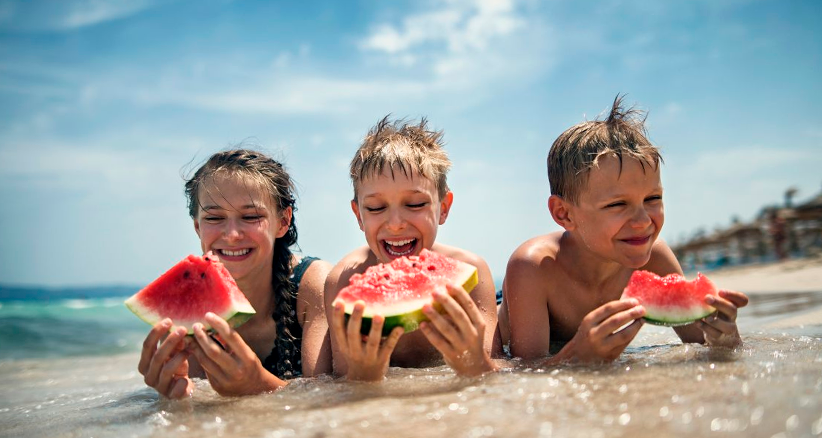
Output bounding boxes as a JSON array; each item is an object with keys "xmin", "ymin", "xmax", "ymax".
[
  {"xmin": 620, "ymin": 270, "xmax": 719, "ymax": 326},
  {"xmin": 125, "ymin": 252, "xmax": 255, "ymax": 334},
  {"xmin": 337, "ymin": 249, "xmax": 478, "ymax": 335}
]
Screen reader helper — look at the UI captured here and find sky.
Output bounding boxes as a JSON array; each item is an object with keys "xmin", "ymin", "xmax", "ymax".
[{"xmin": 1, "ymin": 0, "xmax": 820, "ymax": 287}]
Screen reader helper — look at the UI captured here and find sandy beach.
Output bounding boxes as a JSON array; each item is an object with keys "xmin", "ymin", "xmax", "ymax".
[
  {"xmin": 706, "ymin": 255, "xmax": 822, "ymax": 294},
  {"xmin": 707, "ymin": 255, "xmax": 822, "ymax": 329}
]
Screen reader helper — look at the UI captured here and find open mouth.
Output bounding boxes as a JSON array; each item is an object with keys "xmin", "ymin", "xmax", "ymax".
[
  {"xmin": 382, "ymin": 238, "xmax": 417, "ymax": 258},
  {"xmin": 217, "ymin": 248, "xmax": 252, "ymax": 259}
]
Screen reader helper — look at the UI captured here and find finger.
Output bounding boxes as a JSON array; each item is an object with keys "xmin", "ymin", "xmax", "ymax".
[
  {"xmin": 365, "ymin": 315, "xmax": 385, "ymax": 358},
  {"xmin": 697, "ymin": 320, "xmax": 724, "ymax": 340},
  {"xmin": 377, "ymin": 326, "xmax": 404, "ymax": 364},
  {"xmin": 592, "ymin": 305, "xmax": 645, "ymax": 339},
  {"xmin": 446, "ymin": 283, "xmax": 484, "ymax": 325},
  {"xmin": 586, "ymin": 299, "xmax": 641, "ymax": 327},
  {"xmin": 168, "ymin": 377, "xmax": 192, "ymax": 399},
  {"xmin": 422, "ymin": 303, "xmax": 460, "ymax": 345},
  {"xmin": 331, "ymin": 300, "xmax": 350, "ymax": 352},
  {"xmin": 604, "ymin": 318, "xmax": 643, "ymax": 351},
  {"xmin": 139, "ymin": 319, "xmax": 172, "ymax": 375},
  {"xmin": 157, "ymin": 351, "xmax": 189, "ymax": 397},
  {"xmin": 706, "ymin": 296, "xmax": 737, "ymax": 322},
  {"xmin": 718, "ymin": 290, "xmax": 749, "ymax": 308},
  {"xmin": 346, "ymin": 302, "xmax": 366, "ymax": 357},
  {"xmin": 145, "ymin": 326, "xmax": 187, "ymax": 387},
  {"xmin": 435, "ymin": 287, "xmax": 475, "ymax": 335},
  {"xmin": 420, "ymin": 321, "xmax": 456, "ymax": 358},
  {"xmin": 204, "ymin": 312, "xmax": 256, "ymax": 362},
  {"xmin": 192, "ymin": 322, "xmax": 237, "ymax": 371},
  {"xmin": 189, "ymin": 340, "xmax": 229, "ymax": 382},
  {"xmin": 701, "ymin": 314, "xmax": 737, "ymax": 334}
]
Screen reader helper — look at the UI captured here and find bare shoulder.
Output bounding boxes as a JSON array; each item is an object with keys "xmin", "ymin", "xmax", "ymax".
[
  {"xmin": 297, "ymin": 257, "xmax": 333, "ymax": 297},
  {"xmin": 507, "ymin": 233, "xmax": 563, "ymax": 281},
  {"xmin": 641, "ymin": 239, "xmax": 684, "ymax": 276},
  {"xmin": 431, "ymin": 242, "xmax": 490, "ymax": 272},
  {"xmin": 324, "ymin": 246, "xmax": 377, "ymax": 299}
]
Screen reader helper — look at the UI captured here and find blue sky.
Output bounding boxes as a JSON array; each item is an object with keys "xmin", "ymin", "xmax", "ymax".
[{"xmin": 1, "ymin": 0, "xmax": 820, "ymax": 287}]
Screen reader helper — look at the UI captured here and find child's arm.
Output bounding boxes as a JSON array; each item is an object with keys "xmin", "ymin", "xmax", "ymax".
[
  {"xmin": 297, "ymin": 260, "xmax": 333, "ymax": 377},
  {"xmin": 644, "ymin": 241, "xmax": 747, "ymax": 347}
]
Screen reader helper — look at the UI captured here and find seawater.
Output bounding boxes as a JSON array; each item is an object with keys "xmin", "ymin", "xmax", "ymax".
[{"xmin": 1, "ymin": 292, "xmax": 822, "ymax": 438}]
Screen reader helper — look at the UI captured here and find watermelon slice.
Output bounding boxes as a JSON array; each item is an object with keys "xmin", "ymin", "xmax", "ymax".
[
  {"xmin": 125, "ymin": 252, "xmax": 256, "ymax": 334},
  {"xmin": 337, "ymin": 249, "xmax": 478, "ymax": 335},
  {"xmin": 620, "ymin": 270, "xmax": 719, "ymax": 326}
]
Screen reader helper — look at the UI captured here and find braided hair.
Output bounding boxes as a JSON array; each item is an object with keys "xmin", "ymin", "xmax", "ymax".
[{"xmin": 184, "ymin": 149, "xmax": 301, "ymax": 378}]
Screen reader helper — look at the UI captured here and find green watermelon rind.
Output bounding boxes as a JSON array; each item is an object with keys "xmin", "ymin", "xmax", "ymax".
[
  {"xmin": 125, "ymin": 294, "xmax": 256, "ymax": 335},
  {"xmin": 641, "ymin": 307, "xmax": 715, "ymax": 327},
  {"xmin": 344, "ymin": 258, "xmax": 480, "ymax": 337}
]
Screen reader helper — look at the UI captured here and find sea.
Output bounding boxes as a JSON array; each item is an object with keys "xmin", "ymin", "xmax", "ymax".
[{"xmin": 1, "ymin": 284, "xmax": 822, "ymax": 438}]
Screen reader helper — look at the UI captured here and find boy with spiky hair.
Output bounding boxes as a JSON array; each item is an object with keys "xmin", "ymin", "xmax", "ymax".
[
  {"xmin": 500, "ymin": 96, "xmax": 748, "ymax": 364},
  {"xmin": 325, "ymin": 116, "xmax": 500, "ymax": 381}
]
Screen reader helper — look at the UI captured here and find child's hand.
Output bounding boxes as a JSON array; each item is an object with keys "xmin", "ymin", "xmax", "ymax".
[
  {"xmin": 696, "ymin": 290, "xmax": 748, "ymax": 348},
  {"xmin": 565, "ymin": 299, "xmax": 645, "ymax": 363},
  {"xmin": 330, "ymin": 300, "xmax": 403, "ymax": 382},
  {"xmin": 189, "ymin": 312, "xmax": 286, "ymax": 396},
  {"xmin": 138, "ymin": 319, "xmax": 195, "ymax": 399},
  {"xmin": 420, "ymin": 283, "xmax": 497, "ymax": 377}
]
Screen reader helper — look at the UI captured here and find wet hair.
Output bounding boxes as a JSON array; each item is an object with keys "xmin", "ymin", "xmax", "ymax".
[
  {"xmin": 350, "ymin": 115, "xmax": 451, "ymax": 201},
  {"xmin": 547, "ymin": 95, "xmax": 663, "ymax": 204},
  {"xmin": 184, "ymin": 149, "xmax": 300, "ymax": 379}
]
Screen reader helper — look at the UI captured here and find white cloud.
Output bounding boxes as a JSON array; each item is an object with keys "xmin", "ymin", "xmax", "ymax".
[{"xmin": 0, "ymin": 0, "xmax": 161, "ymax": 32}]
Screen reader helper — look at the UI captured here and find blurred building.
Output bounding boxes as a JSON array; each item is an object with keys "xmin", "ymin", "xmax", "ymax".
[{"xmin": 673, "ymin": 185, "xmax": 822, "ymax": 271}]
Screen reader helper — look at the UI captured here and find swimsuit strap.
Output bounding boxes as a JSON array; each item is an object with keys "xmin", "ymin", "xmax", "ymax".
[{"xmin": 290, "ymin": 256, "xmax": 319, "ymax": 288}]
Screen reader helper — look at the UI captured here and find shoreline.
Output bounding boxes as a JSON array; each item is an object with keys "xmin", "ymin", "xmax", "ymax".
[{"xmin": 700, "ymin": 255, "xmax": 822, "ymax": 294}]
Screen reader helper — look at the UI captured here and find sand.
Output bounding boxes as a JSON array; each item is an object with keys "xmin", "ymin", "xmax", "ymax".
[{"xmin": 705, "ymin": 255, "xmax": 822, "ymax": 294}]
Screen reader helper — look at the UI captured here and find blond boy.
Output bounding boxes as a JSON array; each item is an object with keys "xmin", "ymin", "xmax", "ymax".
[
  {"xmin": 325, "ymin": 117, "xmax": 500, "ymax": 381},
  {"xmin": 500, "ymin": 97, "xmax": 748, "ymax": 363}
]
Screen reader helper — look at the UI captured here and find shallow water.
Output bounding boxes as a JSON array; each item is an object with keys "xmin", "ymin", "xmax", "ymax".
[{"xmin": 1, "ymin": 292, "xmax": 822, "ymax": 438}]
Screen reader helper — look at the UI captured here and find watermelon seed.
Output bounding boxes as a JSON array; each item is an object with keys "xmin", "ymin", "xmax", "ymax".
[
  {"xmin": 183, "ymin": 271, "xmax": 190, "ymax": 279},
  {"xmin": 201, "ymin": 273, "xmax": 206, "ymax": 279}
]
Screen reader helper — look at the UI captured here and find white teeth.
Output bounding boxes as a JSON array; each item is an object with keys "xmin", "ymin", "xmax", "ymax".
[
  {"xmin": 221, "ymin": 249, "xmax": 250, "ymax": 257},
  {"xmin": 386, "ymin": 239, "xmax": 414, "ymax": 246}
]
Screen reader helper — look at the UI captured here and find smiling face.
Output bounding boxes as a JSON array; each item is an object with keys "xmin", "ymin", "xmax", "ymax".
[
  {"xmin": 352, "ymin": 166, "xmax": 453, "ymax": 263},
  {"xmin": 562, "ymin": 154, "xmax": 664, "ymax": 268},
  {"xmin": 193, "ymin": 174, "xmax": 290, "ymax": 284}
]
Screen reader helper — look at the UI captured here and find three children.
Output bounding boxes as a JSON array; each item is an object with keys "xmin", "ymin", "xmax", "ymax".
[{"xmin": 141, "ymin": 98, "xmax": 748, "ymax": 398}]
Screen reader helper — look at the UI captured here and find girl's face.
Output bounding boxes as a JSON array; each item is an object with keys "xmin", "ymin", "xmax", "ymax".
[
  {"xmin": 351, "ymin": 166, "xmax": 452, "ymax": 263},
  {"xmin": 193, "ymin": 174, "xmax": 291, "ymax": 285}
]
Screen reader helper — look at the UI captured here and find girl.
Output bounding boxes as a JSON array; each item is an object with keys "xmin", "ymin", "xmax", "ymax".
[{"xmin": 138, "ymin": 149, "xmax": 332, "ymax": 398}]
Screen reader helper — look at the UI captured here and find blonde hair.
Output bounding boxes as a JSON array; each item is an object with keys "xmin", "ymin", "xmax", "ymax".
[
  {"xmin": 350, "ymin": 116, "xmax": 451, "ymax": 201},
  {"xmin": 547, "ymin": 95, "xmax": 663, "ymax": 204}
]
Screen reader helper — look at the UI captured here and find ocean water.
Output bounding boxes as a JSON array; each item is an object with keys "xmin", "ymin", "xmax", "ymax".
[{"xmin": 1, "ymin": 289, "xmax": 822, "ymax": 438}]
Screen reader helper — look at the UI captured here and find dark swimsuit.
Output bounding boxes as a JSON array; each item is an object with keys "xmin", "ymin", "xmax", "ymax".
[{"xmin": 261, "ymin": 256, "xmax": 318, "ymax": 378}]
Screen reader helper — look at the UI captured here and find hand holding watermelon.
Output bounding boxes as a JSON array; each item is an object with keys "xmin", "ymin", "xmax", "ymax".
[
  {"xmin": 694, "ymin": 289, "xmax": 748, "ymax": 347},
  {"xmin": 419, "ymin": 283, "xmax": 498, "ymax": 376},
  {"xmin": 138, "ymin": 318, "xmax": 195, "ymax": 399},
  {"xmin": 188, "ymin": 312, "xmax": 287, "ymax": 396},
  {"xmin": 620, "ymin": 270, "xmax": 748, "ymax": 348},
  {"xmin": 330, "ymin": 299, "xmax": 404, "ymax": 381},
  {"xmin": 558, "ymin": 299, "xmax": 647, "ymax": 364}
]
